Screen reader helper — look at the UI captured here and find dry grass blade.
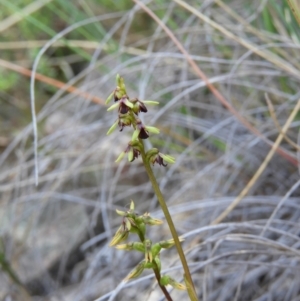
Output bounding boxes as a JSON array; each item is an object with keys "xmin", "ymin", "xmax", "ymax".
[
  {"xmin": 266, "ymin": 93, "xmax": 300, "ymax": 151},
  {"xmin": 173, "ymin": 0, "xmax": 300, "ymax": 79},
  {"xmin": 0, "ymin": 58, "xmax": 104, "ymax": 105},
  {"xmin": 287, "ymin": 0, "xmax": 300, "ymax": 25},
  {"xmin": 132, "ymin": 0, "xmax": 298, "ymax": 166},
  {"xmin": 2, "ymin": 1, "xmax": 300, "ymax": 301},
  {"xmin": 212, "ymin": 97, "xmax": 300, "ymax": 225},
  {"xmin": 0, "ymin": 0, "xmax": 53, "ymax": 33}
]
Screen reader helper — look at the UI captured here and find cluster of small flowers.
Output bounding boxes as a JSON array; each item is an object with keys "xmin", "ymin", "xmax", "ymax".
[
  {"xmin": 110, "ymin": 200, "xmax": 186, "ymax": 290},
  {"xmin": 106, "ymin": 74, "xmax": 175, "ymax": 166}
]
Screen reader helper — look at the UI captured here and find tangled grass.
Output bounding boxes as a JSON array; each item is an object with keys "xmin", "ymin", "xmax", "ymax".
[{"xmin": 1, "ymin": 1, "xmax": 300, "ymax": 300}]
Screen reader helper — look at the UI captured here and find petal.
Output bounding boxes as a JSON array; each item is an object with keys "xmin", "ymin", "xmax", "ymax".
[
  {"xmin": 138, "ymin": 102, "xmax": 147, "ymax": 113},
  {"xmin": 138, "ymin": 128, "xmax": 149, "ymax": 139}
]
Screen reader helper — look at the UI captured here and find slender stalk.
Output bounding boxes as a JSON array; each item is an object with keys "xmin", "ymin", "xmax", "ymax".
[
  {"xmin": 139, "ymin": 140, "xmax": 198, "ymax": 300},
  {"xmin": 152, "ymin": 261, "xmax": 173, "ymax": 301},
  {"xmin": 135, "ymin": 218, "xmax": 173, "ymax": 300}
]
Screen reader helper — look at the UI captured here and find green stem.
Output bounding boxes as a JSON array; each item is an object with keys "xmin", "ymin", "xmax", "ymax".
[
  {"xmin": 139, "ymin": 140, "xmax": 197, "ymax": 300},
  {"xmin": 152, "ymin": 260, "xmax": 173, "ymax": 301},
  {"xmin": 135, "ymin": 221, "xmax": 173, "ymax": 300}
]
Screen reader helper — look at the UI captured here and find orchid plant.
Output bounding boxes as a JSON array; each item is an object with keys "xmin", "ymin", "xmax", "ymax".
[{"xmin": 106, "ymin": 75, "xmax": 198, "ymax": 301}]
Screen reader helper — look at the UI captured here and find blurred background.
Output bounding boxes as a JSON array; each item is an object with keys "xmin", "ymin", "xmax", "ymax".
[{"xmin": 1, "ymin": 0, "xmax": 300, "ymax": 300}]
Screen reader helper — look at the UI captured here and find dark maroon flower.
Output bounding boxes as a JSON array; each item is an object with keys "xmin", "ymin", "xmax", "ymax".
[
  {"xmin": 136, "ymin": 120, "xmax": 149, "ymax": 139},
  {"xmin": 125, "ymin": 144, "xmax": 140, "ymax": 162},
  {"xmin": 152, "ymin": 154, "xmax": 167, "ymax": 166},
  {"xmin": 131, "ymin": 98, "xmax": 148, "ymax": 114}
]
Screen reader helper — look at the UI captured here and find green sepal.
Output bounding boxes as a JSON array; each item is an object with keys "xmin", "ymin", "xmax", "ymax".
[
  {"xmin": 129, "ymin": 140, "xmax": 142, "ymax": 150},
  {"xmin": 142, "ymin": 100, "xmax": 159, "ymax": 105},
  {"xmin": 124, "ymin": 98, "xmax": 134, "ymax": 108},
  {"xmin": 160, "ymin": 153, "xmax": 175, "ymax": 164},
  {"xmin": 131, "ymin": 129, "xmax": 139, "ymax": 141},
  {"xmin": 128, "ymin": 148, "xmax": 134, "ymax": 162},
  {"xmin": 109, "ymin": 227, "xmax": 129, "ymax": 246},
  {"xmin": 115, "ymin": 89, "xmax": 123, "ymax": 100},
  {"xmin": 145, "ymin": 126, "xmax": 160, "ymax": 134},
  {"xmin": 151, "ymin": 243, "xmax": 162, "ymax": 258},
  {"xmin": 115, "ymin": 151, "xmax": 125, "ymax": 163},
  {"xmin": 105, "ymin": 92, "xmax": 114, "ymax": 104},
  {"xmin": 154, "ymin": 256, "xmax": 161, "ymax": 272},
  {"xmin": 142, "ymin": 213, "xmax": 163, "ymax": 226},
  {"xmin": 119, "ymin": 76, "xmax": 126, "ymax": 91},
  {"xmin": 125, "ymin": 218, "xmax": 132, "ymax": 231},
  {"xmin": 132, "ymin": 242, "xmax": 145, "ymax": 253},
  {"xmin": 127, "ymin": 219, "xmax": 145, "ymax": 239},
  {"xmin": 115, "ymin": 242, "xmax": 134, "ymax": 250},
  {"xmin": 116, "ymin": 74, "xmax": 121, "ymax": 85},
  {"xmin": 144, "ymin": 262, "xmax": 154, "ymax": 269},
  {"xmin": 106, "ymin": 120, "xmax": 118, "ymax": 135},
  {"xmin": 159, "ymin": 237, "xmax": 184, "ymax": 249},
  {"xmin": 145, "ymin": 148, "xmax": 159, "ymax": 161},
  {"xmin": 116, "ymin": 209, "xmax": 127, "ymax": 216},
  {"xmin": 128, "ymin": 225, "xmax": 139, "ymax": 235},
  {"xmin": 107, "ymin": 102, "xmax": 119, "ymax": 111},
  {"xmin": 160, "ymin": 275, "xmax": 187, "ymax": 290},
  {"xmin": 129, "ymin": 200, "xmax": 135, "ymax": 211}
]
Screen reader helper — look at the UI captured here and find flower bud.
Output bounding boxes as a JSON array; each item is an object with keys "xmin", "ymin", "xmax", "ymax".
[
  {"xmin": 150, "ymin": 243, "xmax": 162, "ymax": 258},
  {"xmin": 159, "ymin": 237, "xmax": 184, "ymax": 249},
  {"xmin": 142, "ymin": 213, "xmax": 163, "ymax": 226},
  {"xmin": 109, "ymin": 226, "xmax": 129, "ymax": 246},
  {"xmin": 115, "ymin": 242, "xmax": 134, "ymax": 250},
  {"xmin": 125, "ymin": 261, "xmax": 145, "ymax": 281},
  {"xmin": 160, "ymin": 275, "xmax": 186, "ymax": 290}
]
